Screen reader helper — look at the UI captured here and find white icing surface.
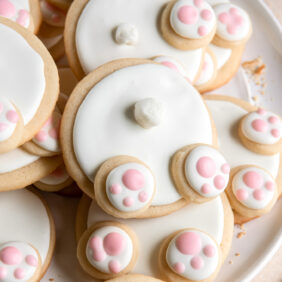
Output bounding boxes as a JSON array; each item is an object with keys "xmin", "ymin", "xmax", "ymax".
[
  {"xmin": 242, "ymin": 110, "xmax": 281, "ymax": 145},
  {"xmin": 185, "ymin": 145, "xmax": 229, "ymax": 197},
  {"xmin": 170, "ymin": 0, "xmax": 216, "ymax": 39},
  {"xmin": 106, "ymin": 163, "xmax": 155, "ymax": 212},
  {"xmin": 214, "ymin": 3, "xmax": 251, "ymax": 42},
  {"xmin": 0, "ymin": 190, "xmax": 51, "ymax": 266},
  {"xmin": 0, "ymin": 148, "xmax": 39, "ymax": 174},
  {"xmin": 206, "ymin": 0, "xmax": 229, "ymax": 6},
  {"xmin": 166, "ymin": 230, "xmax": 219, "ymax": 280},
  {"xmin": 0, "ymin": 23, "xmax": 45, "ymax": 125},
  {"xmin": 75, "ymin": 0, "xmax": 204, "ymax": 82},
  {"xmin": 0, "ymin": 241, "xmax": 39, "ymax": 282},
  {"xmin": 87, "ymin": 196, "xmax": 224, "ymax": 275},
  {"xmin": 206, "ymin": 100, "xmax": 280, "ymax": 178},
  {"xmin": 209, "ymin": 44, "xmax": 231, "ymax": 69},
  {"xmin": 86, "ymin": 226, "xmax": 133, "ymax": 274},
  {"xmin": 39, "ymin": 164, "xmax": 69, "ymax": 185},
  {"xmin": 195, "ymin": 51, "xmax": 215, "ymax": 85},
  {"xmin": 73, "ymin": 64, "xmax": 213, "ymax": 205}
]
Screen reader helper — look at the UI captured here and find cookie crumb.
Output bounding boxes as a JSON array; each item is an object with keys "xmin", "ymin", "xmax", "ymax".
[
  {"xmin": 237, "ymin": 231, "xmax": 246, "ymax": 239},
  {"xmin": 235, "ymin": 253, "xmax": 240, "ymax": 257},
  {"xmin": 229, "ymin": 260, "xmax": 233, "ymax": 264}
]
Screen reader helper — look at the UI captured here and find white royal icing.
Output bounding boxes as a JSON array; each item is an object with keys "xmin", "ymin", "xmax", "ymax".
[
  {"xmin": 115, "ymin": 23, "xmax": 139, "ymax": 46},
  {"xmin": 86, "ymin": 226, "xmax": 133, "ymax": 274},
  {"xmin": 0, "ymin": 148, "xmax": 39, "ymax": 174},
  {"xmin": 232, "ymin": 167, "xmax": 276, "ymax": 210},
  {"xmin": 0, "ymin": 241, "xmax": 39, "ymax": 282},
  {"xmin": 39, "ymin": 164, "xmax": 69, "ymax": 185},
  {"xmin": 242, "ymin": 109, "xmax": 281, "ymax": 145},
  {"xmin": 170, "ymin": 0, "xmax": 216, "ymax": 39},
  {"xmin": 87, "ymin": 197, "xmax": 224, "ymax": 275},
  {"xmin": 209, "ymin": 44, "xmax": 231, "ymax": 70},
  {"xmin": 205, "ymin": 100, "xmax": 280, "ymax": 178},
  {"xmin": 73, "ymin": 64, "xmax": 213, "ymax": 206},
  {"xmin": 32, "ymin": 111, "xmax": 61, "ymax": 153},
  {"xmin": 206, "ymin": 0, "xmax": 229, "ymax": 6},
  {"xmin": 0, "ymin": 97, "xmax": 19, "ymax": 142},
  {"xmin": 75, "ymin": 0, "xmax": 204, "ymax": 82},
  {"xmin": 214, "ymin": 3, "xmax": 251, "ymax": 42},
  {"xmin": 166, "ymin": 230, "xmax": 219, "ymax": 280},
  {"xmin": 195, "ymin": 51, "xmax": 215, "ymax": 85},
  {"xmin": 0, "ymin": 23, "xmax": 45, "ymax": 125},
  {"xmin": 0, "ymin": 0, "xmax": 30, "ymax": 28},
  {"xmin": 0, "ymin": 189, "xmax": 51, "ymax": 268},
  {"xmin": 106, "ymin": 163, "xmax": 155, "ymax": 212},
  {"xmin": 185, "ymin": 145, "xmax": 230, "ymax": 197}
]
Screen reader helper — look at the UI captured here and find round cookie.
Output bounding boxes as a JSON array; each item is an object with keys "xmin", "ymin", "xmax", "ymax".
[
  {"xmin": 77, "ymin": 221, "xmax": 138, "ymax": 280},
  {"xmin": 64, "ymin": 0, "xmax": 205, "ymax": 82},
  {"xmin": 0, "ymin": 188, "xmax": 55, "ymax": 280},
  {"xmin": 94, "ymin": 156, "xmax": 156, "ymax": 219},
  {"xmin": 106, "ymin": 274, "xmax": 165, "ymax": 282},
  {"xmin": 238, "ymin": 108, "xmax": 282, "ymax": 155},
  {"xmin": 161, "ymin": 0, "xmax": 216, "ymax": 50},
  {"xmin": 40, "ymin": 0, "xmax": 66, "ymax": 27},
  {"xmin": 76, "ymin": 192, "xmax": 234, "ymax": 278},
  {"xmin": 0, "ymin": 18, "xmax": 59, "ymax": 152},
  {"xmin": 171, "ymin": 144, "xmax": 230, "ymax": 203},
  {"xmin": 212, "ymin": 3, "xmax": 252, "ymax": 48},
  {"xmin": 159, "ymin": 229, "xmax": 222, "ymax": 282},
  {"xmin": 0, "ymin": 0, "xmax": 42, "ymax": 33},
  {"xmin": 226, "ymin": 165, "xmax": 278, "ymax": 219},
  {"xmin": 61, "ymin": 59, "xmax": 216, "ymax": 217}
]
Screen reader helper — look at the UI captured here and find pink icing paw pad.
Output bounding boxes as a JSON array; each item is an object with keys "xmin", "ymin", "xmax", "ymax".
[
  {"xmin": 106, "ymin": 162, "xmax": 155, "ymax": 212},
  {"xmin": 0, "ymin": 98, "xmax": 20, "ymax": 142},
  {"xmin": 86, "ymin": 225, "xmax": 134, "ymax": 274},
  {"xmin": 232, "ymin": 167, "xmax": 277, "ymax": 210},
  {"xmin": 214, "ymin": 3, "xmax": 251, "ymax": 42},
  {"xmin": 16, "ymin": 9, "xmax": 29, "ymax": 27},
  {"xmin": 170, "ymin": 0, "xmax": 216, "ymax": 39},
  {"xmin": 166, "ymin": 229, "xmax": 220, "ymax": 280},
  {"xmin": 33, "ymin": 111, "xmax": 61, "ymax": 153},
  {"xmin": 0, "ymin": 0, "xmax": 15, "ymax": 18},
  {"xmin": 0, "ymin": 241, "xmax": 40, "ymax": 282},
  {"xmin": 185, "ymin": 145, "xmax": 230, "ymax": 198},
  {"xmin": 242, "ymin": 108, "xmax": 281, "ymax": 145}
]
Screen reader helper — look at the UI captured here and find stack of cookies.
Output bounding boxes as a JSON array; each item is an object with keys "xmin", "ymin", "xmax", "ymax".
[{"xmin": 0, "ymin": 0, "xmax": 281, "ymax": 281}]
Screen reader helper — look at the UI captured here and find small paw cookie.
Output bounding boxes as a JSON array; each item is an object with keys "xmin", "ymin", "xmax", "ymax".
[
  {"xmin": 40, "ymin": 0, "xmax": 66, "ymax": 27},
  {"xmin": 0, "ymin": 241, "xmax": 41, "ymax": 282},
  {"xmin": 77, "ymin": 221, "xmax": 138, "ymax": 280},
  {"xmin": 159, "ymin": 229, "xmax": 222, "ymax": 282},
  {"xmin": 161, "ymin": 0, "xmax": 216, "ymax": 50},
  {"xmin": 172, "ymin": 144, "xmax": 230, "ymax": 203},
  {"xmin": 0, "ymin": 0, "xmax": 41, "ymax": 33},
  {"xmin": 106, "ymin": 274, "xmax": 165, "ymax": 282},
  {"xmin": 0, "ymin": 18, "xmax": 59, "ymax": 153},
  {"xmin": 94, "ymin": 156, "xmax": 156, "ymax": 219},
  {"xmin": 226, "ymin": 166, "xmax": 278, "ymax": 219},
  {"xmin": 238, "ymin": 108, "xmax": 282, "ymax": 155},
  {"xmin": 213, "ymin": 3, "xmax": 252, "ymax": 48}
]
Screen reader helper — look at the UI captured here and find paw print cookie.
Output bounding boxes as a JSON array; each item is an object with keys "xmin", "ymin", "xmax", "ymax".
[
  {"xmin": 159, "ymin": 229, "xmax": 221, "ymax": 281},
  {"xmin": 226, "ymin": 166, "xmax": 278, "ymax": 218},
  {"xmin": 77, "ymin": 222, "xmax": 138, "ymax": 280},
  {"xmin": 239, "ymin": 108, "xmax": 282, "ymax": 155},
  {"xmin": 0, "ymin": 241, "xmax": 41, "ymax": 282},
  {"xmin": 94, "ymin": 156, "xmax": 156, "ymax": 219},
  {"xmin": 0, "ymin": 97, "xmax": 23, "ymax": 154},
  {"xmin": 172, "ymin": 144, "xmax": 230, "ymax": 203},
  {"xmin": 213, "ymin": 3, "xmax": 252, "ymax": 48},
  {"xmin": 40, "ymin": 0, "xmax": 66, "ymax": 27},
  {"xmin": 161, "ymin": 0, "xmax": 216, "ymax": 50}
]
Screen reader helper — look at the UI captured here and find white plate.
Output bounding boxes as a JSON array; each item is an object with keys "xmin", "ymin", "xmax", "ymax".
[{"xmin": 41, "ymin": 1, "xmax": 282, "ymax": 281}]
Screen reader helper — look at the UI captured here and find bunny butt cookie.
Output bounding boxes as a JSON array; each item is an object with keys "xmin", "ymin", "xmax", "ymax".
[
  {"xmin": 61, "ymin": 59, "xmax": 217, "ymax": 218},
  {"xmin": 161, "ymin": 0, "xmax": 216, "ymax": 50},
  {"xmin": 238, "ymin": 108, "xmax": 282, "ymax": 155}
]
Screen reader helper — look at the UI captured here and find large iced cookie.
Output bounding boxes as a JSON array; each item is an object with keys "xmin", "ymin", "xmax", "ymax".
[
  {"xmin": 61, "ymin": 59, "xmax": 217, "ymax": 218},
  {"xmin": 64, "ymin": 0, "xmax": 205, "ymax": 82}
]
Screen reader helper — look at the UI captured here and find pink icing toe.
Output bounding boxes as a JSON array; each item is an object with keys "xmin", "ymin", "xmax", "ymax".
[
  {"xmin": 25, "ymin": 255, "xmax": 38, "ymax": 267},
  {"xmin": 201, "ymin": 9, "xmax": 212, "ymax": 21},
  {"xmin": 35, "ymin": 130, "xmax": 48, "ymax": 142},
  {"xmin": 193, "ymin": 0, "xmax": 203, "ymax": 8},
  {"xmin": 196, "ymin": 156, "xmax": 216, "ymax": 178},
  {"xmin": 93, "ymin": 250, "xmax": 106, "ymax": 262},
  {"xmin": 213, "ymin": 175, "xmax": 225, "ymax": 190},
  {"xmin": 243, "ymin": 171, "xmax": 263, "ymax": 189},
  {"xmin": 190, "ymin": 256, "xmax": 204, "ymax": 270},
  {"xmin": 16, "ymin": 9, "xmax": 29, "ymax": 27},
  {"xmin": 218, "ymin": 7, "xmax": 244, "ymax": 35},
  {"xmin": 14, "ymin": 267, "xmax": 25, "ymax": 279},
  {"xmin": 138, "ymin": 191, "xmax": 148, "ymax": 202},
  {"xmin": 123, "ymin": 196, "xmax": 134, "ymax": 207},
  {"xmin": 108, "ymin": 260, "xmax": 121, "ymax": 274},
  {"xmin": 271, "ymin": 129, "xmax": 280, "ymax": 138},
  {"xmin": 253, "ymin": 189, "xmax": 265, "ymax": 201},
  {"xmin": 0, "ymin": 267, "xmax": 7, "ymax": 279},
  {"xmin": 0, "ymin": 246, "xmax": 22, "ymax": 265},
  {"xmin": 161, "ymin": 61, "xmax": 179, "ymax": 71},
  {"xmin": 198, "ymin": 26, "xmax": 207, "ymax": 36},
  {"xmin": 103, "ymin": 232, "xmax": 125, "ymax": 256},
  {"xmin": 221, "ymin": 163, "xmax": 230, "ymax": 174},
  {"xmin": 0, "ymin": 0, "xmax": 16, "ymax": 17},
  {"xmin": 257, "ymin": 108, "xmax": 266, "ymax": 115},
  {"xmin": 176, "ymin": 232, "xmax": 201, "ymax": 255},
  {"xmin": 251, "ymin": 119, "xmax": 268, "ymax": 132},
  {"xmin": 177, "ymin": 6, "xmax": 198, "ymax": 25},
  {"xmin": 203, "ymin": 245, "xmax": 215, "ymax": 257},
  {"xmin": 90, "ymin": 236, "xmax": 103, "ymax": 251},
  {"xmin": 268, "ymin": 116, "xmax": 279, "ymax": 124},
  {"xmin": 0, "ymin": 123, "xmax": 8, "ymax": 132},
  {"xmin": 201, "ymin": 183, "xmax": 211, "ymax": 194},
  {"xmin": 6, "ymin": 110, "xmax": 19, "ymax": 123},
  {"xmin": 218, "ymin": 12, "xmax": 229, "ymax": 24},
  {"xmin": 173, "ymin": 262, "xmax": 185, "ymax": 274},
  {"xmin": 236, "ymin": 189, "xmax": 248, "ymax": 201},
  {"xmin": 110, "ymin": 184, "xmax": 122, "ymax": 194},
  {"xmin": 265, "ymin": 181, "xmax": 274, "ymax": 191},
  {"xmin": 122, "ymin": 169, "xmax": 144, "ymax": 191}
]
